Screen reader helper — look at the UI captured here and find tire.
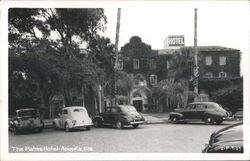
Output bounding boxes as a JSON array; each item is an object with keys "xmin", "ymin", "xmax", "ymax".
[
  {"xmin": 64, "ymin": 123, "xmax": 70, "ymax": 132},
  {"xmin": 132, "ymin": 124, "xmax": 139, "ymax": 128},
  {"xmin": 171, "ymin": 116, "xmax": 179, "ymax": 123},
  {"xmin": 93, "ymin": 120, "xmax": 100, "ymax": 128},
  {"xmin": 204, "ymin": 116, "xmax": 214, "ymax": 125},
  {"xmin": 116, "ymin": 121, "xmax": 123, "ymax": 129},
  {"xmin": 215, "ymin": 120, "xmax": 223, "ymax": 125},
  {"xmin": 86, "ymin": 126, "xmax": 91, "ymax": 130},
  {"xmin": 13, "ymin": 126, "xmax": 19, "ymax": 135}
]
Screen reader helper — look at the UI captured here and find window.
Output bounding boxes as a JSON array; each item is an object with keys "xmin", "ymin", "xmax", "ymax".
[
  {"xmin": 203, "ymin": 72, "xmax": 213, "ymax": 78},
  {"xmin": 117, "ymin": 59, "xmax": 123, "ymax": 70},
  {"xmin": 149, "ymin": 59, "xmax": 156, "ymax": 69},
  {"xmin": 205, "ymin": 56, "xmax": 212, "ymax": 65},
  {"xmin": 133, "ymin": 59, "xmax": 140, "ymax": 69},
  {"xmin": 219, "ymin": 71, "xmax": 227, "ymax": 78},
  {"xmin": 63, "ymin": 109, "xmax": 68, "ymax": 115},
  {"xmin": 166, "ymin": 60, "xmax": 170, "ymax": 69},
  {"xmin": 150, "ymin": 74, "xmax": 157, "ymax": 85},
  {"xmin": 219, "ymin": 56, "xmax": 226, "ymax": 66}
]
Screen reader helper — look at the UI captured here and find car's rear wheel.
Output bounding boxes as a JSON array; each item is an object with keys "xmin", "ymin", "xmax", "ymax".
[
  {"xmin": 132, "ymin": 124, "xmax": 139, "ymax": 128},
  {"xmin": 116, "ymin": 121, "xmax": 123, "ymax": 129},
  {"xmin": 86, "ymin": 126, "xmax": 91, "ymax": 130},
  {"xmin": 204, "ymin": 116, "xmax": 214, "ymax": 125},
  {"xmin": 93, "ymin": 120, "xmax": 101, "ymax": 128},
  {"xmin": 64, "ymin": 123, "xmax": 70, "ymax": 132}
]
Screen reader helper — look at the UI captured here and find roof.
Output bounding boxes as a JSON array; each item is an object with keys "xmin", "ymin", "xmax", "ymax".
[
  {"xmin": 155, "ymin": 46, "xmax": 240, "ymax": 56},
  {"xmin": 183, "ymin": 46, "xmax": 240, "ymax": 52}
]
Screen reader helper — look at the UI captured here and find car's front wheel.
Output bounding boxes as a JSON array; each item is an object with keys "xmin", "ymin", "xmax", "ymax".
[
  {"xmin": 116, "ymin": 121, "xmax": 123, "ymax": 129},
  {"xmin": 64, "ymin": 123, "xmax": 70, "ymax": 132},
  {"xmin": 171, "ymin": 116, "xmax": 179, "ymax": 123},
  {"xmin": 93, "ymin": 120, "xmax": 101, "ymax": 128}
]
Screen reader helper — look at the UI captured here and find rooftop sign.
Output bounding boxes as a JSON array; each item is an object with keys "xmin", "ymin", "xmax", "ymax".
[{"xmin": 167, "ymin": 35, "xmax": 185, "ymax": 47}]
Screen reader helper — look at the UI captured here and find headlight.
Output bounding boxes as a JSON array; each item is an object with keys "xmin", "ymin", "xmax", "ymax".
[
  {"xmin": 72, "ymin": 120, "xmax": 77, "ymax": 125},
  {"xmin": 14, "ymin": 120, "xmax": 20, "ymax": 125}
]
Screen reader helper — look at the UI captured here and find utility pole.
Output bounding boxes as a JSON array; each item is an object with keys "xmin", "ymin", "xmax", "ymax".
[
  {"xmin": 113, "ymin": 8, "xmax": 121, "ymax": 105},
  {"xmin": 193, "ymin": 8, "xmax": 199, "ymax": 95}
]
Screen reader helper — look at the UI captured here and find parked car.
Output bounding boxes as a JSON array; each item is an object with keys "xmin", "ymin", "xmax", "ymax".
[
  {"xmin": 92, "ymin": 105, "xmax": 145, "ymax": 129},
  {"xmin": 202, "ymin": 122, "xmax": 243, "ymax": 153},
  {"xmin": 53, "ymin": 106, "xmax": 93, "ymax": 132},
  {"xmin": 169, "ymin": 102, "xmax": 229, "ymax": 124},
  {"xmin": 233, "ymin": 109, "xmax": 243, "ymax": 121},
  {"xmin": 9, "ymin": 108, "xmax": 44, "ymax": 134}
]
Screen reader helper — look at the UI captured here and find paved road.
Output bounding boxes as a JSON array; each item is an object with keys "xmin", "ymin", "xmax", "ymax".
[{"xmin": 9, "ymin": 121, "xmax": 239, "ymax": 153}]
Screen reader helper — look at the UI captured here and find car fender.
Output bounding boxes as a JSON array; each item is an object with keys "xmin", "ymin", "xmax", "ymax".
[
  {"xmin": 169, "ymin": 112, "xmax": 184, "ymax": 119},
  {"xmin": 92, "ymin": 116, "xmax": 104, "ymax": 123},
  {"xmin": 53, "ymin": 119, "xmax": 61, "ymax": 128}
]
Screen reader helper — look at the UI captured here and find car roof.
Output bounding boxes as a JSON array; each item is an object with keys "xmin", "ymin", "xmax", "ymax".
[
  {"xmin": 107, "ymin": 105, "xmax": 134, "ymax": 108},
  {"xmin": 189, "ymin": 102, "xmax": 218, "ymax": 105},
  {"xmin": 16, "ymin": 108, "xmax": 37, "ymax": 112},
  {"xmin": 63, "ymin": 106, "xmax": 86, "ymax": 110}
]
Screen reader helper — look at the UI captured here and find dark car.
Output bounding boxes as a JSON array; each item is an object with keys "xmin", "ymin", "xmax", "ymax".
[
  {"xmin": 92, "ymin": 105, "xmax": 145, "ymax": 129},
  {"xmin": 202, "ymin": 122, "xmax": 243, "ymax": 153},
  {"xmin": 9, "ymin": 108, "xmax": 44, "ymax": 134},
  {"xmin": 169, "ymin": 102, "xmax": 229, "ymax": 124},
  {"xmin": 233, "ymin": 110, "xmax": 243, "ymax": 121}
]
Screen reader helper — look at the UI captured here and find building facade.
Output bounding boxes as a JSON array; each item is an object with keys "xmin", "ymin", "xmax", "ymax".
[{"xmin": 119, "ymin": 46, "xmax": 241, "ymax": 112}]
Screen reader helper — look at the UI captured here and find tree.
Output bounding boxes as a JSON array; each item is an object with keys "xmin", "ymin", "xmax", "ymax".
[
  {"xmin": 8, "ymin": 8, "xmax": 109, "ymax": 116},
  {"xmin": 210, "ymin": 82, "xmax": 243, "ymax": 114}
]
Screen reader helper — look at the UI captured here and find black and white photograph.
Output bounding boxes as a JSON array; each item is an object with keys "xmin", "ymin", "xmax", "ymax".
[{"xmin": 0, "ymin": 0, "xmax": 249, "ymax": 161}]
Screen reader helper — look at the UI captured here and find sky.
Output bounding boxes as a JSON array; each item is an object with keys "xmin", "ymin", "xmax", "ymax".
[{"xmin": 101, "ymin": 1, "xmax": 249, "ymax": 69}]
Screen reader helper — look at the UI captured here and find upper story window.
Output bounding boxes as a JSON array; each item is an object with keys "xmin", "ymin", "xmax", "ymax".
[
  {"xmin": 205, "ymin": 56, "xmax": 212, "ymax": 65},
  {"xmin": 219, "ymin": 71, "xmax": 227, "ymax": 78},
  {"xmin": 150, "ymin": 74, "xmax": 157, "ymax": 85},
  {"xmin": 117, "ymin": 59, "xmax": 123, "ymax": 70},
  {"xmin": 133, "ymin": 59, "xmax": 140, "ymax": 69},
  {"xmin": 219, "ymin": 56, "xmax": 227, "ymax": 66},
  {"xmin": 166, "ymin": 60, "xmax": 170, "ymax": 69},
  {"xmin": 149, "ymin": 59, "xmax": 156, "ymax": 70},
  {"xmin": 203, "ymin": 72, "xmax": 213, "ymax": 78}
]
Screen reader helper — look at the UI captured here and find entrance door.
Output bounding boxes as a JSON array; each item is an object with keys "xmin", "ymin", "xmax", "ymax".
[{"xmin": 133, "ymin": 100, "xmax": 143, "ymax": 112}]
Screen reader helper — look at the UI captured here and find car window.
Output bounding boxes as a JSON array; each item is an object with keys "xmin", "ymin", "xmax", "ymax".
[
  {"xmin": 188, "ymin": 105, "xmax": 196, "ymax": 109},
  {"xmin": 196, "ymin": 104, "xmax": 207, "ymax": 109},
  {"xmin": 63, "ymin": 109, "xmax": 68, "ymax": 115}
]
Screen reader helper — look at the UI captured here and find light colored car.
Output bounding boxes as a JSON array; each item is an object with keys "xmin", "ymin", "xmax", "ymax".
[
  {"xmin": 9, "ymin": 108, "xmax": 44, "ymax": 134},
  {"xmin": 53, "ymin": 106, "xmax": 93, "ymax": 132}
]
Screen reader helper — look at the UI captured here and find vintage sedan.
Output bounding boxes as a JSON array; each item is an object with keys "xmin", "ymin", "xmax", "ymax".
[
  {"xmin": 9, "ymin": 108, "xmax": 44, "ymax": 134},
  {"xmin": 92, "ymin": 105, "xmax": 145, "ymax": 129},
  {"xmin": 53, "ymin": 106, "xmax": 93, "ymax": 132},
  {"xmin": 202, "ymin": 122, "xmax": 243, "ymax": 153},
  {"xmin": 169, "ymin": 102, "xmax": 229, "ymax": 124}
]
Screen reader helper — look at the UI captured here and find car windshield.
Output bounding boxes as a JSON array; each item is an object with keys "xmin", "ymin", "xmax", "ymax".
[
  {"xmin": 18, "ymin": 110, "xmax": 38, "ymax": 117},
  {"xmin": 121, "ymin": 106, "xmax": 137, "ymax": 112}
]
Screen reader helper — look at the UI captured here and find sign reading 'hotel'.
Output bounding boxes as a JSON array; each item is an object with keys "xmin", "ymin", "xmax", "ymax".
[{"xmin": 167, "ymin": 35, "xmax": 185, "ymax": 47}]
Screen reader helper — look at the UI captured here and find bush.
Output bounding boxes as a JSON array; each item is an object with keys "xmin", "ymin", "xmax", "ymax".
[{"xmin": 210, "ymin": 82, "xmax": 243, "ymax": 114}]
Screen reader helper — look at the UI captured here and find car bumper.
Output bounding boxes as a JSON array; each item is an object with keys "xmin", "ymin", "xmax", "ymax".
[
  {"xmin": 16, "ymin": 124, "xmax": 43, "ymax": 130},
  {"xmin": 71, "ymin": 123, "xmax": 93, "ymax": 129},
  {"xmin": 128, "ymin": 121, "xmax": 145, "ymax": 125}
]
